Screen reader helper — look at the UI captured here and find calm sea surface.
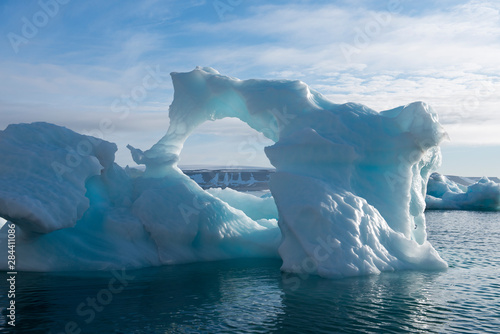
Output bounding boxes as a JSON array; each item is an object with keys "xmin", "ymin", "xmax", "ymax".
[{"xmin": 1, "ymin": 211, "xmax": 499, "ymax": 333}]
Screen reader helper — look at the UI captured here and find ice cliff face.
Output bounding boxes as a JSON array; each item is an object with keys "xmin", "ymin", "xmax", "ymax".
[{"xmin": 0, "ymin": 67, "xmax": 448, "ymax": 276}]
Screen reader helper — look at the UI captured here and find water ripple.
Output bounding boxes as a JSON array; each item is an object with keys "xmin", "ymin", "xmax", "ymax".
[{"xmin": 1, "ymin": 211, "xmax": 499, "ymax": 333}]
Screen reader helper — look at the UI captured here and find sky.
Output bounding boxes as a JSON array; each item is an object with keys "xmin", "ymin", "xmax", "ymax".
[{"xmin": 0, "ymin": 0, "xmax": 499, "ymax": 177}]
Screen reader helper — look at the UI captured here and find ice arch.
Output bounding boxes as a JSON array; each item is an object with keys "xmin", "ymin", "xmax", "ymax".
[
  {"xmin": 0, "ymin": 67, "xmax": 448, "ymax": 276},
  {"xmin": 128, "ymin": 67, "xmax": 309, "ymax": 175},
  {"xmin": 127, "ymin": 67, "xmax": 448, "ymax": 277}
]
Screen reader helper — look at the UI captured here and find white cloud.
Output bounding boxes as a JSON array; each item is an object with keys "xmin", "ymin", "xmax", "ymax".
[
  {"xmin": 166, "ymin": 1, "xmax": 500, "ymax": 141},
  {"xmin": 443, "ymin": 122, "xmax": 500, "ymax": 145},
  {"xmin": 1, "ymin": 0, "xmax": 500, "ymax": 174},
  {"xmin": 197, "ymin": 1, "xmax": 500, "ymax": 135}
]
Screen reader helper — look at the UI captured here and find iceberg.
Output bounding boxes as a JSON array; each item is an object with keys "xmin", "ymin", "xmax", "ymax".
[
  {"xmin": 0, "ymin": 67, "xmax": 448, "ymax": 277},
  {"xmin": 0, "ymin": 123, "xmax": 280, "ymax": 271},
  {"xmin": 426, "ymin": 172, "xmax": 500, "ymax": 211}
]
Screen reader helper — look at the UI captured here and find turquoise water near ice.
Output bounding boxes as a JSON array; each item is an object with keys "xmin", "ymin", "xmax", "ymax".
[{"xmin": 1, "ymin": 210, "xmax": 499, "ymax": 333}]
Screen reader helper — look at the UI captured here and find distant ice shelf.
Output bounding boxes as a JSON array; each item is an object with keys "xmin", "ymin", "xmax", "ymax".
[{"xmin": 183, "ymin": 169, "xmax": 273, "ymax": 191}]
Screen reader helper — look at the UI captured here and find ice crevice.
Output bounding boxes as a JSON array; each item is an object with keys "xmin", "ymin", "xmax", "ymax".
[{"xmin": 0, "ymin": 67, "xmax": 448, "ymax": 277}]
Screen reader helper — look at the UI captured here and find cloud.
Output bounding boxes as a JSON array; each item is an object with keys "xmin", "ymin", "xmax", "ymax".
[
  {"xmin": 0, "ymin": 60, "xmax": 173, "ymax": 131},
  {"xmin": 1, "ymin": 0, "xmax": 500, "ymax": 173},
  {"xmin": 184, "ymin": 1, "xmax": 500, "ymax": 69},
  {"xmin": 443, "ymin": 122, "xmax": 500, "ymax": 145},
  {"xmin": 180, "ymin": 0, "xmax": 500, "ymax": 132}
]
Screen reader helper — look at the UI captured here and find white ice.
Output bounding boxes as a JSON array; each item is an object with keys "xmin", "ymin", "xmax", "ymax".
[
  {"xmin": 0, "ymin": 67, "xmax": 448, "ymax": 276},
  {"xmin": 206, "ymin": 188, "xmax": 278, "ymax": 222},
  {"xmin": 426, "ymin": 172, "xmax": 500, "ymax": 211}
]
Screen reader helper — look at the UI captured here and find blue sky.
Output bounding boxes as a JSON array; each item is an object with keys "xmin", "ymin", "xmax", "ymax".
[{"xmin": 1, "ymin": 0, "xmax": 499, "ymax": 176}]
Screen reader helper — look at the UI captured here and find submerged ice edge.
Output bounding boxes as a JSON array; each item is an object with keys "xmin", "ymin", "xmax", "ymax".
[{"xmin": 0, "ymin": 67, "xmax": 447, "ymax": 277}]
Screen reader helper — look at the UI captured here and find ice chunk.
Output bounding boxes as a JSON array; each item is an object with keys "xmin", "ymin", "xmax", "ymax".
[
  {"xmin": 131, "ymin": 175, "xmax": 280, "ymax": 264},
  {"xmin": 426, "ymin": 172, "xmax": 500, "ymax": 211},
  {"xmin": 0, "ymin": 122, "xmax": 116, "ymax": 233},
  {"xmin": 272, "ymin": 174, "xmax": 445, "ymax": 278},
  {"xmin": 206, "ymin": 188, "xmax": 278, "ymax": 221},
  {"xmin": 0, "ymin": 123, "xmax": 280, "ymax": 270}
]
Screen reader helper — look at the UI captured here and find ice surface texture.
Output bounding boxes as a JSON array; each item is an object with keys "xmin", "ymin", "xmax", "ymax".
[
  {"xmin": 0, "ymin": 67, "xmax": 448, "ymax": 276},
  {"xmin": 0, "ymin": 123, "xmax": 279, "ymax": 270},
  {"xmin": 426, "ymin": 173, "xmax": 500, "ymax": 211},
  {"xmin": 0, "ymin": 123, "xmax": 116, "ymax": 233}
]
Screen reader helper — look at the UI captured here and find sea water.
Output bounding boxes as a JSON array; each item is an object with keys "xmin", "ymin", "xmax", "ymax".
[{"xmin": 1, "ymin": 210, "xmax": 499, "ymax": 333}]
